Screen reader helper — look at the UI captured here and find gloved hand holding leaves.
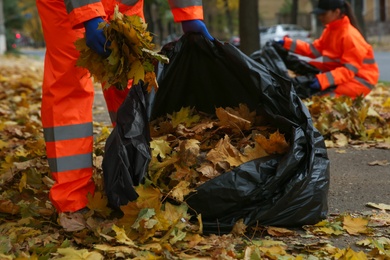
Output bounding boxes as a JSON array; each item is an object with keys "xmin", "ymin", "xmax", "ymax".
[
  {"xmin": 84, "ymin": 17, "xmax": 111, "ymax": 57},
  {"xmin": 182, "ymin": 20, "xmax": 214, "ymax": 41},
  {"xmin": 76, "ymin": 6, "xmax": 168, "ymax": 91}
]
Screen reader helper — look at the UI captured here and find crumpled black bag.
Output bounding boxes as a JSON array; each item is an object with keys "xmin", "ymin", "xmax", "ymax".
[
  {"xmin": 102, "ymin": 82, "xmax": 152, "ymax": 209},
  {"xmin": 102, "ymin": 34, "xmax": 330, "ymax": 234},
  {"xmin": 151, "ymin": 34, "xmax": 329, "ymax": 234},
  {"xmin": 250, "ymin": 41, "xmax": 321, "ymax": 99}
]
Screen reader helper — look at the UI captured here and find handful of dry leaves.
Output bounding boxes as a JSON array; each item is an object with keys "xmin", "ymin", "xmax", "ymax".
[{"xmin": 75, "ymin": 6, "xmax": 168, "ymax": 91}]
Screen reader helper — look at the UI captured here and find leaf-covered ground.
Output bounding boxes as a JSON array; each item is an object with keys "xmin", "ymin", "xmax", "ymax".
[{"xmin": 0, "ymin": 55, "xmax": 389, "ymax": 259}]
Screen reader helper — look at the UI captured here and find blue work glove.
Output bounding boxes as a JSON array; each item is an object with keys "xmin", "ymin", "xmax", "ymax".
[
  {"xmin": 84, "ymin": 17, "xmax": 111, "ymax": 57},
  {"xmin": 309, "ymin": 78, "xmax": 321, "ymax": 90},
  {"xmin": 182, "ymin": 20, "xmax": 214, "ymax": 41},
  {"xmin": 275, "ymin": 39, "xmax": 284, "ymax": 46}
]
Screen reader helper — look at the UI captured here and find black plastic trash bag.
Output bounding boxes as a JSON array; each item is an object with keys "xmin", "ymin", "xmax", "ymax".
[
  {"xmin": 102, "ymin": 82, "xmax": 152, "ymax": 209},
  {"xmin": 151, "ymin": 34, "xmax": 330, "ymax": 234},
  {"xmin": 250, "ymin": 41, "xmax": 321, "ymax": 99},
  {"xmin": 151, "ymin": 36, "xmax": 261, "ymax": 118}
]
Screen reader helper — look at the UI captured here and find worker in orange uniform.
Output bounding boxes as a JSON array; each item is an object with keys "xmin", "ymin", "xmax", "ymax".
[
  {"xmin": 278, "ymin": 0, "xmax": 379, "ymax": 98},
  {"xmin": 36, "ymin": 0, "xmax": 213, "ymax": 231}
]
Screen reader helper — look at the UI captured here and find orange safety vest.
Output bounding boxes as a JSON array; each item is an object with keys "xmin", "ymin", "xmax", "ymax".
[
  {"xmin": 284, "ymin": 16, "xmax": 379, "ymax": 98},
  {"xmin": 37, "ymin": 0, "xmax": 204, "ymax": 213}
]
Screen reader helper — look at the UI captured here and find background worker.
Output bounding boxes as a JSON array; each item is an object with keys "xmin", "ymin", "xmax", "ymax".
[
  {"xmin": 278, "ymin": 0, "xmax": 379, "ymax": 98},
  {"xmin": 36, "ymin": 0, "xmax": 213, "ymax": 231}
]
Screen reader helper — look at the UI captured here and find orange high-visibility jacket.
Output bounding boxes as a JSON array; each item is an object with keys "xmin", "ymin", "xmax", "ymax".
[
  {"xmin": 284, "ymin": 16, "xmax": 379, "ymax": 97},
  {"xmin": 37, "ymin": 0, "xmax": 203, "ymax": 213},
  {"xmin": 65, "ymin": 0, "xmax": 204, "ymax": 29}
]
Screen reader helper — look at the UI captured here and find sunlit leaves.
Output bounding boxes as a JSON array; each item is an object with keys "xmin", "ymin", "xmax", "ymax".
[{"xmin": 75, "ymin": 6, "xmax": 168, "ymax": 91}]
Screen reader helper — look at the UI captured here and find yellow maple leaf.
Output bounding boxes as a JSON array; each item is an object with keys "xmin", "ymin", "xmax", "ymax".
[
  {"xmin": 334, "ymin": 247, "xmax": 368, "ymax": 260},
  {"xmin": 383, "ymin": 97, "xmax": 390, "ymax": 108},
  {"xmin": 18, "ymin": 172, "xmax": 27, "ymax": 193},
  {"xmin": 112, "ymin": 224, "xmax": 137, "ymax": 247},
  {"xmin": 135, "ymin": 185, "xmax": 162, "ymax": 210},
  {"xmin": 118, "ymin": 201, "xmax": 141, "ymax": 231},
  {"xmin": 126, "ymin": 59, "xmax": 144, "ymax": 85},
  {"xmin": 343, "ymin": 215, "xmax": 369, "ymax": 235},
  {"xmin": 162, "ymin": 202, "xmax": 189, "ymax": 225},
  {"xmin": 0, "ymin": 140, "xmax": 7, "ymax": 149},
  {"xmin": 87, "ymin": 191, "xmax": 112, "ymax": 217},
  {"xmin": 56, "ymin": 247, "xmax": 104, "ymax": 260},
  {"xmin": 171, "ymin": 181, "xmax": 192, "ymax": 202},
  {"xmin": 150, "ymin": 138, "xmax": 172, "ymax": 159},
  {"xmin": 171, "ymin": 107, "xmax": 200, "ymax": 128}
]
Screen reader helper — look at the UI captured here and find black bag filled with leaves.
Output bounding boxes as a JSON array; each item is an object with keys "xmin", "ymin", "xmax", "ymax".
[
  {"xmin": 250, "ymin": 41, "xmax": 321, "ymax": 99},
  {"xmin": 152, "ymin": 34, "xmax": 329, "ymax": 234},
  {"xmin": 102, "ymin": 82, "xmax": 152, "ymax": 209}
]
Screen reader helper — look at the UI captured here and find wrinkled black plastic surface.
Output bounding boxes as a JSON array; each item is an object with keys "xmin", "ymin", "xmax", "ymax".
[
  {"xmin": 103, "ymin": 34, "xmax": 330, "ymax": 234},
  {"xmin": 153, "ymin": 34, "xmax": 329, "ymax": 234},
  {"xmin": 102, "ymin": 82, "xmax": 152, "ymax": 209},
  {"xmin": 250, "ymin": 41, "xmax": 321, "ymax": 99}
]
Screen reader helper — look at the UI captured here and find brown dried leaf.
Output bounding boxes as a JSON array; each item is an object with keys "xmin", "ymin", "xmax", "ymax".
[
  {"xmin": 216, "ymin": 107, "xmax": 251, "ymax": 131},
  {"xmin": 231, "ymin": 219, "xmax": 247, "ymax": 236},
  {"xmin": 255, "ymin": 131, "xmax": 289, "ymax": 154},
  {"xmin": 367, "ymin": 160, "xmax": 389, "ymax": 166},
  {"xmin": 266, "ymin": 226, "xmax": 296, "ymax": 237},
  {"xmin": 0, "ymin": 200, "xmax": 20, "ymax": 215}
]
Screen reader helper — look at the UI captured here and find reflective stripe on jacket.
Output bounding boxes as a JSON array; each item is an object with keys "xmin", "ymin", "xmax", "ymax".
[
  {"xmin": 168, "ymin": 0, "xmax": 204, "ymax": 22},
  {"xmin": 284, "ymin": 16, "xmax": 379, "ymax": 94},
  {"xmin": 64, "ymin": 0, "xmax": 204, "ymax": 29}
]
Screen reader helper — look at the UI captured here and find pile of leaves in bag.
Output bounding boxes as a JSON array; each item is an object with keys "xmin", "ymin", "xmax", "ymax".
[
  {"xmin": 0, "ymin": 56, "xmax": 390, "ymax": 259},
  {"xmin": 148, "ymin": 105, "xmax": 289, "ymax": 194}
]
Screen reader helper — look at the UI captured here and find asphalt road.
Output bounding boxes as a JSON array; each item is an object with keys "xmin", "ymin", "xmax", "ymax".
[
  {"xmin": 327, "ymin": 147, "xmax": 390, "ymax": 214},
  {"xmin": 374, "ymin": 51, "xmax": 390, "ymax": 82}
]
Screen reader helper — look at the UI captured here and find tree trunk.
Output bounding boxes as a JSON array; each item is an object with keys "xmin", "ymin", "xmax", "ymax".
[
  {"xmin": 239, "ymin": 0, "xmax": 259, "ymax": 55},
  {"xmin": 0, "ymin": 0, "xmax": 6, "ymax": 54},
  {"xmin": 223, "ymin": 0, "xmax": 233, "ymax": 38},
  {"xmin": 353, "ymin": 0, "xmax": 366, "ymax": 39},
  {"xmin": 291, "ymin": 0, "xmax": 298, "ymax": 24},
  {"xmin": 310, "ymin": 0, "xmax": 322, "ymax": 38}
]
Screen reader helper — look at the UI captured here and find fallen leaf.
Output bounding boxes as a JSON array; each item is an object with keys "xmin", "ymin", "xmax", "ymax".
[
  {"xmin": 343, "ymin": 215, "xmax": 369, "ymax": 235},
  {"xmin": 366, "ymin": 202, "xmax": 390, "ymax": 211},
  {"xmin": 367, "ymin": 160, "xmax": 389, "ymax": 166}
]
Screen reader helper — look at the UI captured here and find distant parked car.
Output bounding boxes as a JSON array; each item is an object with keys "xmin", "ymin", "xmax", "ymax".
[
  {"xmin": 260, "ymin": 24, "xmax": 312, "ymax": 46},
  {"xmin": 227, "ymin": 24, "xmax": 311, "ymax": 49}
]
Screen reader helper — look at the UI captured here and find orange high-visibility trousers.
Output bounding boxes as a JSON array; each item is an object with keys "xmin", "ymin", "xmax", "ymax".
[{"xmin": 36, "ymin": 0, "xmax": 132, "ymax": 213}]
